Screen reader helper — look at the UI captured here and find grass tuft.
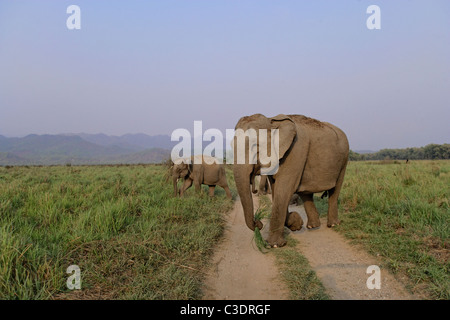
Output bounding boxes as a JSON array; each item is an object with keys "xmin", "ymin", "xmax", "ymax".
[
  {"xmin": 0, "ymin": 164, "xmax": 234, "ymax": 300},
  {"xmin": 273, "ymin": 239, "xmax": 330, "ymax": 300},
  {"xmin": 252, "ymin": 206, "xmax": 271, "ymax": 253},
  {"xmin": 253, "ymin": 227, "xmax": 268, "ymax": 254}
]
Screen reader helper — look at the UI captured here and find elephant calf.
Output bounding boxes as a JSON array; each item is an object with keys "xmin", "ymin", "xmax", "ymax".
[{"xmin": 172, "ymin": 155, "xmax": 232, "ymax": 199}]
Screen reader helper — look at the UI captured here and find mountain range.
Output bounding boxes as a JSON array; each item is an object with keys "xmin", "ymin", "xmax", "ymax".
[{"xmin": 0, "ymin": 133, "xmax": 177, "ymax": 166}]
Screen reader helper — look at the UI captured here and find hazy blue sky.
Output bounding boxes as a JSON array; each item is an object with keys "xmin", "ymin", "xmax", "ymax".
[{"xmin": 0, "ymin": 0, "xmax": 449, "ymax": 150}]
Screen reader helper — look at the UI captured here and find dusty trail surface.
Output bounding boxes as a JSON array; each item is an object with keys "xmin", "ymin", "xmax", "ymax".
[
  {"xmin": 202, "ymin": 195, "xmax": 289, "ymax": 300},
  {"xmin": 289, "ymin": 202, "xmax": 415, "ymax": 300},
  {"xmin": 203, "ymin": 194, "xmax": 415, "ymax": 300}
]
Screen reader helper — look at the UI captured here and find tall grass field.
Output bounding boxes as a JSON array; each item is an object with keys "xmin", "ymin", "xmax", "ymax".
[
  {"xmin": 0, "ymin": 164, "xmax": 234, "ymax": 299},
  {"xmin": 322, "ymin": 160, "xmax": 449, "ymax": 299},
  {"xmin": 0, "ymin": 160, "xmax": 448, "ymax": 299}
]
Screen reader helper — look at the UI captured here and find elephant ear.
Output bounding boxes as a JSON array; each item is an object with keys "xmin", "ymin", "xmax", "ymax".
[{"xmin": 270, "ymin": 114, "xmax": 297, "ymax": 160}]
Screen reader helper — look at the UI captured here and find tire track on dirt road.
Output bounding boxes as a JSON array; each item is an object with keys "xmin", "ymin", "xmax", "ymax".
[
  {"xmin": 203, "ymin": 195, "xmax": 416, "ymax": 300},
  {"xmin": 286, "ymin": 202, "xmax": 416, "ymax": 300}
]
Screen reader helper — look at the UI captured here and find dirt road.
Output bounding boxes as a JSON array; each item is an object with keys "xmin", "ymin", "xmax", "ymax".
[
  {"xmin": 202, "ymin": 195, "xmax": 289, "ymax": 299},
  {"xmin": 203, "ymin": 194, "xmax": 415, "ymax": 300},
  {"xmin": 289, "ymin": 202, "xmax": 414, "ymax": 300}
]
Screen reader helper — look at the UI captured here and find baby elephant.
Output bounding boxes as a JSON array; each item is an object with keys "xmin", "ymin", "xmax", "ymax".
[
  {"xmin": 172, "ymin": 155, "xmax": 232, "ymax": 199},
  {"xmin": 287, "ymin": 211, "xmax": 303, "ymax": 231}
]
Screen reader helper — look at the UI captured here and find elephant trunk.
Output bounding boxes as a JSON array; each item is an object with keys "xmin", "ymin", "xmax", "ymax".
[{"xmin": 233, "ymin": 165, "xmax": 263, "ymax": 231}]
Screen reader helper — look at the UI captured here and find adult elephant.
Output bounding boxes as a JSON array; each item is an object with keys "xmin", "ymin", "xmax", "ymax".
[
  {"xmin": 172, "ymin": 155, "xmax": 232, "ymax": 199},
  {"xmin": 233, "ymin": 114, "xmax": 349, "ymax": 247}
]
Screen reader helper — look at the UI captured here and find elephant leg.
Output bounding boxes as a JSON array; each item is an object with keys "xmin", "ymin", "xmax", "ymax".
[
  {"xmin": 208, "ymin": 185, "xmax": 215, "ymax": 197},
  {"xmin": 217, "ymin": 170, "xmax": 232, "ymax": 199},
  {"xmin": 217, "ymin": 176, "xmax": 232, "ymax": 199},
  {"xmin": 266, "ymin": 179, "xmax": 272, "ymax": 194},
  {"xmin": 180, "ymin": 179, "xmax": 193, "ymax": 197},
  {"xmin": 327, "ymin": 164, "xmax": 347, "ymax": 227},
  {"xmin": 194, "ymin": 180, "xmax": 202, "ymax": 193},
  {"xmin": 191, "ymin": 166, "xmax": 203, "ymax": 194},
  {"xmin": 222, "ymin": 185, "xmax": 232, "ymax": 199},
  {"xmin": 268, "ymin": 176, "xmax": 275, "ymax": 200},
  {"xmin": 267, "ymin": 178, "xmax": 297, "ymax": 247},
  {"xmin": 258, "ymin": 175, "xmax": 267, "ymax": 195},
  {"xmin": 299, "ymin": 193, "xmax": 321, "ymax": 229}
]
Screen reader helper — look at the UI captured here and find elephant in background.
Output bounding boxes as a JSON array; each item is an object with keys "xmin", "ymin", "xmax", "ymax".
[
  {"xmin": 233, "ymin": 114, "xmax": 349, "ymax": 247},
  {"xmin": 251, "ymin": 174, "xmax": 272, "ymax": 195},
  {"xmin": 172, "ymin": 155, "xmax": 232, "ymax": 199}
]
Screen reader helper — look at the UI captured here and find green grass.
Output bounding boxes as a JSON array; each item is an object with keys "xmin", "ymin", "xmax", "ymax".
[
  {"xmin": 257, "ymin": 160, "xmax": 449, "ymax": 300},
  {"xmin": 2, "ymin": 160, "xmax": 448, "ymax": 300},
  {"xmin": 257, "ymin": 195, "xmax": 329, "ymax": 300},
  {"xmin": 272, "ymin": 237, "xmax": 329, "ymax": 300},
  {"xmin": 0, "ymin": 164, "xmax": 234, "ymax": 299},
  {"xmin": 253, "ymin": 201, "xmax": 271, "ymax": 254},
  {"xmin": 320, "ymin": 160, "xmax": 449, "ymax": 300}
]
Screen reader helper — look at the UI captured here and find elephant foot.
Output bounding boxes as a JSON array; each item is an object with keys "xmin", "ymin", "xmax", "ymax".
[
  {"xmin": 327, "ymin": 218, "xmax": 341, "ymax": 228},
  {"xmin": 287, "ymin": 211, "xmax": 303, "ymax": 231},
  {"xmin": 307, "ymin": 219, "xmax": 321, "ymax": 230},
  {"xmin": 266, "ymin": 234, "xmax": 287, "ymax": 248}
]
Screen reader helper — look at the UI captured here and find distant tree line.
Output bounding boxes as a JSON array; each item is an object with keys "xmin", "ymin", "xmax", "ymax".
[{"xmin": 349, "ymin": 143, "xmax": 450, "ymax": 161}]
